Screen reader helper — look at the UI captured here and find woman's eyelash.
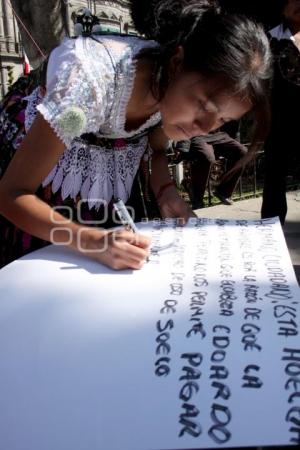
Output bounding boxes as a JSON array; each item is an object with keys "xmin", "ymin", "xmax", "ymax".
[{"xmin": 199, "ymin": 100, "xmax": 207, "ymax": 111}]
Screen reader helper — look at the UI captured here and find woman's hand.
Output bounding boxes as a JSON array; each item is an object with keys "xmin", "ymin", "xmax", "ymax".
[
  {"xmin": 157, "ymin": 185, "xmax": 196, "ymax": 224},
  {"xmin": 78, "ymin": 227, "xmax": 151, "ymax": 270}
]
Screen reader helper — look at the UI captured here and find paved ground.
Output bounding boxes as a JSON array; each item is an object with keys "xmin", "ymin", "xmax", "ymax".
[{"xmin": 194, "ymin": 190, "xmax": 300, "ymax": 285}]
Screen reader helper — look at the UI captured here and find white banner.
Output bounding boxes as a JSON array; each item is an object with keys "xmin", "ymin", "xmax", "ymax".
[{"xmin": 0, "ymin": 218, "xmax": 299, "ymax": 450}]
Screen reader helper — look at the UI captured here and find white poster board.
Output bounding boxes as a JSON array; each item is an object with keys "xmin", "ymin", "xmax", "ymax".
[{"xmin": 0, "ymin": 217, "xmax": 299, "ymax": 450}]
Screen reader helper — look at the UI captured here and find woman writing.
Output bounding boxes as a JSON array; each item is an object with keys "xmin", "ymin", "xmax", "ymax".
[{"xmin": 0, "ymin": 0, "xmax": 272, "ymax": 269}]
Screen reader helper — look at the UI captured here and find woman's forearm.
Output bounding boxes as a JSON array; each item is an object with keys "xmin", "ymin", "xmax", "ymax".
[
  {"xmin": 150, "ymin": 150, "xmax": 174, "ymax": 198},
  {"xmin": 0, "ymin": 192, "xmax": 103, "ymax": 252},
  {"xmin": 148, "ymin": 126, "xmax": 174, "ymax": 198}
]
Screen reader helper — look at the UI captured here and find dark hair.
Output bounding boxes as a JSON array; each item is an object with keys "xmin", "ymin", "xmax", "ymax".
[
  {"xmin": 277, "ymin": 0, "xmax": 289, "ymax": 11},
  {"xmin": 277, "ymin": 0, "xmax": 292, "ymax": 29},
  {"xmin": 130, "ymin": 0, "xmax": 272, "ymax": 155}
]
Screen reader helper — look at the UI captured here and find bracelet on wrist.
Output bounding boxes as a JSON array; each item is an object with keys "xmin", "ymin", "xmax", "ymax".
[{"xmin": 156, "ymin": 181, "xmax": 175, "ymax": 202}]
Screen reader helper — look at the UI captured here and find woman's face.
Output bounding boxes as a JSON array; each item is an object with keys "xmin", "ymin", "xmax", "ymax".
[
  {"xmin": 158, "ymin": 53, "xmax": 252, "ymax": 141},
  {"xmin": 283, "ymin": 0, "xmax": 300, "ymax": 25}
]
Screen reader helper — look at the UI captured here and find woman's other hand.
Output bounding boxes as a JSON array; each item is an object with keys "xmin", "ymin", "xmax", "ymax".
[{"xmin": 157, "ymin": 184, "xmax": 196, "ymax": 224}]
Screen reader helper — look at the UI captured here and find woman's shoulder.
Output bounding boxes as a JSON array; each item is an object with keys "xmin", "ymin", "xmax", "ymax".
[
  {"xmin": 82, "ymin": 34, "xmax": 159, "ymax": 63},
  {"xmin": 47, "ymin": 38, "xmax": 78, "ymax": 86},
  {"xmin": 48, "ymin": 34, "xmax": 158, "ymax": 77}
]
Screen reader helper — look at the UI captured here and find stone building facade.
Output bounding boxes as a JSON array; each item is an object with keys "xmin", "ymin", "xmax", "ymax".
[
  {"xmin": 70, "ymin": 0, "xmax": 134, "ymax": 34},
  {"xmin": 0, "ymin": 0, "xmax": 133, "ymax": 98},
  {"xmin": 0, "ymin": 0, "xmax": 23, "ymax": 97}
]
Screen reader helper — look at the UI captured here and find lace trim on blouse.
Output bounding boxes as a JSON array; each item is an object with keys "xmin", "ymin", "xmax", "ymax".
[
  {"xmin": 25, "ymin": 87, "xmax": 148, "ymax": 209},
  {"xmin": 24, "ymin": 87, "xmax": 44, "ymax": 133},
  {"xmin": 42, "ymin": 136, "xmax": 147, "ymax": 210}
]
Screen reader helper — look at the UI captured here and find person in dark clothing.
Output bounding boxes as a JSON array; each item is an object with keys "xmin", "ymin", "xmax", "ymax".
[
  {"xmin": 175, "ymin": 122, "xmax": 247, "ymax": 208},
  {"xmin": 261, "ymin": 0, "xmax": 300, "ymax": 225}
]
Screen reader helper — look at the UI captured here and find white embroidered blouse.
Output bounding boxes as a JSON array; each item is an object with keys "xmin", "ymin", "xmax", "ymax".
[
  {"xmin": 25, "ymin": 35, "xmax": 161, "ymax": 209},
  {"xmin": 269, "ymin": 23, "xmax": 294, "ymax": 43}
]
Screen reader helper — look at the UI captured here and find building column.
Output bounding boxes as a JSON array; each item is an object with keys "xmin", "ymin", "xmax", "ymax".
[
  {"xmin": 0, "ymin": 59, "xmax": 6, "ymax": 98},
  {"xmin": 2, "ymin": 0, "xmax": 13, "ymax": 38},
  {"xmin": 0, "ymin": 5, "xmax": 4, "ymax": 38},
  {"xmin": 2, "ymin": 0, "xmax": 15, "ymax": 53},
  {"xmin": 62, "ymin": 0, "xmax": 71, "ymax": 37}
]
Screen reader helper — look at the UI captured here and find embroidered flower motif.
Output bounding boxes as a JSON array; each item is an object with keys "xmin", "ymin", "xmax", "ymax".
[{"xmin": 57, "ymin": 106, "xmax": 87, "ymax": 137}]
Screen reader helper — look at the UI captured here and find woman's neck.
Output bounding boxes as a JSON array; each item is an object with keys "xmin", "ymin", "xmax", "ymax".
[
  {"xmin": 287, "ymin": 20, "xmax": 300, "ymax": 36},
  {"xmin": 125, "ymin": 57, "xmax": 159, "ymax": 126}
]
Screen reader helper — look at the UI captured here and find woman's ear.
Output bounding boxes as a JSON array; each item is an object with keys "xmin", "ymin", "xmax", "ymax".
[{"xmin": 169, "ymin": 46, "xmax": 185, "ymax": 75}]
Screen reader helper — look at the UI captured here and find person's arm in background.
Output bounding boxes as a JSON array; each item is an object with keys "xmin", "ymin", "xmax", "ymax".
[
  {"xmin": 173, "ymin": 139, "xmax": 191, "ymax": 163},
  {"xmin": 148, "ymin": 127, "xmax": 196, "ymax": 223}
]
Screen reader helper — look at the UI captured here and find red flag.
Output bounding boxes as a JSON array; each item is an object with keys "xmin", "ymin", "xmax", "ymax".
[{"xmin": 23, "ymin": 51, "xmax": 31, "ymax": 75}]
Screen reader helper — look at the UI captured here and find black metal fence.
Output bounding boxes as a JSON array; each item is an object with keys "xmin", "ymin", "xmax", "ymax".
[{"xmin": 168, "ymin": 148, "xmax": 300, "ymax": 208}]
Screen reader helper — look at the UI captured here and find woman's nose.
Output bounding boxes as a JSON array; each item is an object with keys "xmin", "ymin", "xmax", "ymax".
[{"xmin": 193, "ymin": 113, "xmax": 218, "ymax": 135}]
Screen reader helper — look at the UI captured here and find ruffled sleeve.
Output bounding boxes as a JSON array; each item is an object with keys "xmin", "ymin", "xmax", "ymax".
[{"xmin": 37, "ymin": 37, "xmax": 113, "ymax": 147}]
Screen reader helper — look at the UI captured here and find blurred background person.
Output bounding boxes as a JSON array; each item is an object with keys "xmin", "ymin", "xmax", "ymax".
[
  {"xmin": 261, "ymin": 0, "xmax": 300, "ymax": 225},
  {"xmin": 174, "ymin": 122, "xmax": 247, "ymax": 208}
]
